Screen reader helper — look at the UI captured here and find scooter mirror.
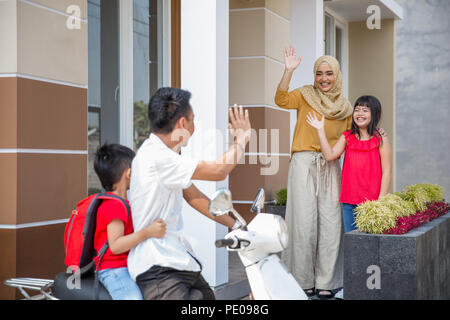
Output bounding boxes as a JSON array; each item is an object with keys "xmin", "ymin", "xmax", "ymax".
[
  {"xmin": 250, "ymin": 188, "xmax": 265, "ymax": 213},
  {"xmin": 209, "ymin": 188, "xmax": 234, "ymax": 216},
  {"xmin": 209, "ymin": 188, "xmax": 248, "ymax": 229}
]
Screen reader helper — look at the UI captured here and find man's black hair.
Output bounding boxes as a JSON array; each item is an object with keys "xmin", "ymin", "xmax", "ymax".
[
  {"xmin": 148, "ymin": 87, "xmax": 192, "ymax": 134},
  {"xmin": 94, "ymin": 143, "xmax": 135, "ymax": 192}
]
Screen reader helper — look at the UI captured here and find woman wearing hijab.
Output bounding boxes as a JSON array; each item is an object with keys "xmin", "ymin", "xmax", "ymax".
[{"xmin": 274, "ymin": 46, "xmax": 353, "ymax": 299}]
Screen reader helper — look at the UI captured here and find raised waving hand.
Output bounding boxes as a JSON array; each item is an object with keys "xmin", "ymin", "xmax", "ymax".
[{"xmin": 284, "ymin": 46, "xmax": 302, "ymax": 72}]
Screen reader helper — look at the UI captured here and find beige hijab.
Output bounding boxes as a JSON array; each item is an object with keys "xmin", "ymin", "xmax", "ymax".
[{"xmin": 298, "ymin": 55, "xmax": 353, "ymax": 120}]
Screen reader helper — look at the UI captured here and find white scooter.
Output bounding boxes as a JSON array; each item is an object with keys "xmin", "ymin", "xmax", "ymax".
[
  {"xmin": 4, "ymin": 188, "xmax": 308, "ymax": 300},
  {"xmin": 209, "ymin": 188, "xmax": 308, "ymax": 300}
]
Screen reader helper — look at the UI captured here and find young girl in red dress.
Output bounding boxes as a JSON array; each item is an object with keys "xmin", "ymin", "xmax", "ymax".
[{"xmin": 307, "ymin": 95, "xmax": 392, "ymax": 232}]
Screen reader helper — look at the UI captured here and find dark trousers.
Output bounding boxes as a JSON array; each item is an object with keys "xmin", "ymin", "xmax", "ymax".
[{"xmin": 136, "ymin": 265, "xmax": 215, "ymax": 300}]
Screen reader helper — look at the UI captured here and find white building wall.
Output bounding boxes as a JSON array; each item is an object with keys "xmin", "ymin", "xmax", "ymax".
[
  {"xmin": 180, "ymin": 0, "xmax": 229, "ymax": 287},
  {"xmin": 288, "ymin": 0, "xmax": 324, "ymax": 148}
]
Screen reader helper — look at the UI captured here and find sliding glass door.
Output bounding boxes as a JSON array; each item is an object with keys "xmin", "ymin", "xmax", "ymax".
[{"xmin": 87, "ymin": 0, "xmax": 166, "ymax": 193}]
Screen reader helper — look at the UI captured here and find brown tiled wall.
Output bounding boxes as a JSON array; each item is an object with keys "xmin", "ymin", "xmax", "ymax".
[
  {"xmin": 17, "ymin": 153, "xmax": 87, "ymax": 224},
  {"xmin": 0, "ymin": 224, "xmax": 65, "ymax": 300},
  {"xmin": 0, "ymin": 78, "xmax": 18, "ymax": 148},
  {"xmin": 17, "ymin": 78, "xmax": 87, "ymax": 150},
  {"xmin": 0, "ymin": 0, "xmax": 88, "ymax": 299},
  {"xmin": 229, "ymin": 0, "xmax": 291, "ymax": 223}
]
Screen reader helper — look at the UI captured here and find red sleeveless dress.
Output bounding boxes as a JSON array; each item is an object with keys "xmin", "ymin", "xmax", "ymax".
[{"xmin": 339, "ymin": 131, "xmax": 382, "ymax": 205}]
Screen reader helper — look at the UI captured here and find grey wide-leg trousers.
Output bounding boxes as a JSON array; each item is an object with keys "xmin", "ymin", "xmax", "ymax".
[{"xmin": 281, "ymin": 151, "xmax": 344, "ymax": 290}]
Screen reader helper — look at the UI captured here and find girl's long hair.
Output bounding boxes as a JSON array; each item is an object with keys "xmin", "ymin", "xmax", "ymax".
[{"xmin": 351, "ymin": 95, "xmax": 383, "ymax": 144}]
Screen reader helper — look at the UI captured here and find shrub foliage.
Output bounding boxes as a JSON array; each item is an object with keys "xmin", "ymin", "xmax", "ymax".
[{"xmin": 355, "ymin": 183, "xmax": 447, "ymax": 234}]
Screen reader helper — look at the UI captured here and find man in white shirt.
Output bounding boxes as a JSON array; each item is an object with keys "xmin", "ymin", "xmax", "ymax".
[{"xmin": 127, "ymin": 87, "xmax": 251, "ymax": 300}]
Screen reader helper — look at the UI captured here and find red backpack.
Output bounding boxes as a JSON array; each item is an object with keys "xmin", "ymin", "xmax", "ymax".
[{"xmin": 63, "ymin": 193, "xmax": 131, "ymax": 274}]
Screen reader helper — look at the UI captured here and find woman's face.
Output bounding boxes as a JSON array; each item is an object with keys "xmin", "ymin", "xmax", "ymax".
[{"xmin": 315, "ymin": 63, "xmax": 335, "ymax": 93}]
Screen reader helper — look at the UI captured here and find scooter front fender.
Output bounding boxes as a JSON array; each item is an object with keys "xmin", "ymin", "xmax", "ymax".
[{"xmin": 244, "ymin": 254, "xmax": 308, "ymax": 300}]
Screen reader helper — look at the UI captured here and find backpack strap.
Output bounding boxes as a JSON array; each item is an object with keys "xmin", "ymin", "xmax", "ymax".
[
  {"xmin": 91, "ymin": 193, "xmax": 131, "ymax": 300},
  {"xmin": 97, "ymin": 193, "xmax": 131, "ymax": 218},
  {"xmin": 93, "ymin": 241, "xmax": 109, "ymax": 300}
]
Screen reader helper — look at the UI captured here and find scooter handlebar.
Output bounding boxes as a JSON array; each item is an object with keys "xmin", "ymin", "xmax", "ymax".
[{"xmin": 215, "ymin": 238, "xmax": 237, "ymax": 248}]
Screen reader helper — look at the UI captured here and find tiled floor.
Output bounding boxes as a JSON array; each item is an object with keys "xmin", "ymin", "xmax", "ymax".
[{"xmin": 213, "ymin": 252, "xmax": 343, "ymax": 300}]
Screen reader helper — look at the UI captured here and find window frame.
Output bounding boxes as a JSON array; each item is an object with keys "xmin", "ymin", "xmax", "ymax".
[{"xmin": 324, "ymin": 8, "xmax": 349, "ymax": 98}]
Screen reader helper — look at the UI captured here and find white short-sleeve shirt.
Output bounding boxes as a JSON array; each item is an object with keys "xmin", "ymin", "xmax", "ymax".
[{"xmin": 127, "ymin": 134, "xmax": 200, "ymax": 281}]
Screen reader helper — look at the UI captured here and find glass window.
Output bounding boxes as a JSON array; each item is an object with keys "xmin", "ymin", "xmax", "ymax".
[
  {"xmin": 324, "ymin": 14, "xmax": 344, "ymax": 73},
  {"xmin": 133, "ymin": 0, "xmax": 162, "ymax": 151},
  {"xmin": 335, "ymin": 26, "xmax": 343, "ymax": 67},
  {"xmin": 87, "ymin": 107, "xmax": 102, "ymax": 194},
  {"xmin": 325, "ymin": 14, "xmax": 333, "ymax": 56},
  {"xmin": 87, "ymin": 0, "xmax": 102, "ymax": 195}
]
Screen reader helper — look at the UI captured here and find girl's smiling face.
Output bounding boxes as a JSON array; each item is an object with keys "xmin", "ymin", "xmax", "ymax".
[
  {"xmin": 353, "ymin": 105, "xmax": 372, "ymax": 129},
  {"xmin": 315, "ymin": 62, "xmax": 335, "ymax": 93}
]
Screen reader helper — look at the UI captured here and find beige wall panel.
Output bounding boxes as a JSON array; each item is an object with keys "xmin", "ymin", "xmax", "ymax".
[
  {"xmin": 18, "ymin": 1, "xmax": 88, "ymax": 86},
  {"xmin": 349, "ymin": 19, "xmax": 395, "ymax": 192},
  {"xmin": 230, "ymin": 58, "xmax": 265, "ymax": 105},
  {"xmin": 230, "ymin": 9, "xmax": 289, "ymax": 61},
  {"xmin": 230, "ymin": 0, "xmax": 265, "ymax": 9},
  {"xmin": 17, "ymin": 78, "xmax": 87, "ymax": 150},
  {"xmin": 17, "ymin": 153, "xmax": 87, "ymax": 224},
  {"xmin": 265, "ymin": 10, "xmax": 290, "ymax": 62},
  {"xmin": 0, "ymin": 154, "xmax": 18, "ymax": 225},
  {"xmin": 0, "ymin": 0, "xmax": 18, "ymax": 74},
  {"xmin": 266, "ymin": 0, "xmax": 290, "ymax": 20},
  {"xmin": 349, "ymin": 20, "xmax": 395, "ymax": 138},
  {"xmin": 0, "ymin": 77, "xmax": 18, "ymax": 148},
  {"xmin": 265, "ymin": 58, "xmax": 285, "ymax": 106},
  {"xmin": 28, "ymin": 0, "xmax": 87, "ymax": 19},
  {"xmin": 230, "ymin": 59, "xmax": 285, "ymax": 106},
  {"xmin": 230, "ymin": 9, "xmax": 265, "ymax": 57}
]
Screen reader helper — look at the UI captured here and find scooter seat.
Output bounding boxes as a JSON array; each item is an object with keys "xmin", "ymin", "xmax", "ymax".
[{"xmin": 52, "ymin": 271, "xmax": 112, "ymax": 300}]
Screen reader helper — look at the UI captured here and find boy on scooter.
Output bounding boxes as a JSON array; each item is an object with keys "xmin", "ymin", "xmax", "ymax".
[
  {"xmin": 127, "ymin": 87, "xmax": 251, "ymax": 300},
  {"xmin": 93, "ymin": 143, "xmax": 167, "ymax": 299}
]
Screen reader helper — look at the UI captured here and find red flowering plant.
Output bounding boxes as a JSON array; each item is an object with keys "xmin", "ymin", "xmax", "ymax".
[
  {"xmin": 383, "ymin": 201, "xmax": 450, "ymax": 235},
  {"xmin": 355, "ymin": 184, "xmax": 450, "ymax": 235}
]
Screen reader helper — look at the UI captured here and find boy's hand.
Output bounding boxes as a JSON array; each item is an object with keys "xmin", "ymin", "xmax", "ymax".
[
  {"xmin": 146, "ymin": 219, "xmax": 166, "ymax": 239},
  {"xmin": 229, "ymin": 105, "xmax": 251, "ymax": 147},
  {"xmin": 306, "ymin": 112, "xmax": 325, "ymax": 131}
]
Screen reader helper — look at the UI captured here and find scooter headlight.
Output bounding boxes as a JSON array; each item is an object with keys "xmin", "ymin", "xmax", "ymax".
[{"xmin": 275, "ymin": 215, "xmax": 289, "ymax": 249}]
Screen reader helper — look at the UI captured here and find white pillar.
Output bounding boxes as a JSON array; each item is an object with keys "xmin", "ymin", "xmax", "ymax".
[
  {"xmin": 180, "ymin": 0, "xmax": 229, "ymax": 287},
  {"xmin": 119, "ymin": 0, "xmax": 134, "ymax": 149},
  {"xmin": 289, "ymin": 0, "xmax": 324, "ymax": 145},
  {"xmin": 290, "ymin": 0, "xmax": 324, "ymax": 88}
]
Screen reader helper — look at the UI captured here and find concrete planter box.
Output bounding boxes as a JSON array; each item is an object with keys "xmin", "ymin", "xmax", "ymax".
[
  {"xmin": 344, "ymin": 212, "xmax": 450, "ymax": 300},
  {"xmin": 265, "ymin": 205, "xmax": 286, "ymax": 219}
]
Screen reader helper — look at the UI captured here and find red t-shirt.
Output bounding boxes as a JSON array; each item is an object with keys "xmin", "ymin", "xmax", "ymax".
[
  {"xmin": 93, "ymin": 194, "xmax": 134, "ymax": 271},
  {"xmin": 339, "ymin": 131, "xmax": 382, "ymax": 205}
]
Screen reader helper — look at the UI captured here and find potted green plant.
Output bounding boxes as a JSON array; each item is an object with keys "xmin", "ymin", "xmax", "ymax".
[{"xmin": 265, "ymin": 188, "xmax": 287, "ymax": 218}]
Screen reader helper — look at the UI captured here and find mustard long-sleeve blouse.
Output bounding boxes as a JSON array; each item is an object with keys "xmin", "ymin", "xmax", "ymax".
[{"xmin": 275, "ymin": 86, "xmax": 353, "ymax": 154}]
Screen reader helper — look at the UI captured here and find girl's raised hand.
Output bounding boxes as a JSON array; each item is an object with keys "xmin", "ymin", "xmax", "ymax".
[
  {"xmin": 306, "ymin": 112, "xmax": 325, "ymax": 130},
  {"xmin": 284, "ymin": 46, "xmax": 302, "ymax": 72}
]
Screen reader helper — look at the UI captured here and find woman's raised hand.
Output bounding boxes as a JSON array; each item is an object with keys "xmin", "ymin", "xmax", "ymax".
[
  {"xmin": 306, "ymin": 112, "xmax": 325, "ymax": 131},
  {"xmin": 284, "ymin": 46, "xmax": 302, "ymax": 72}
]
